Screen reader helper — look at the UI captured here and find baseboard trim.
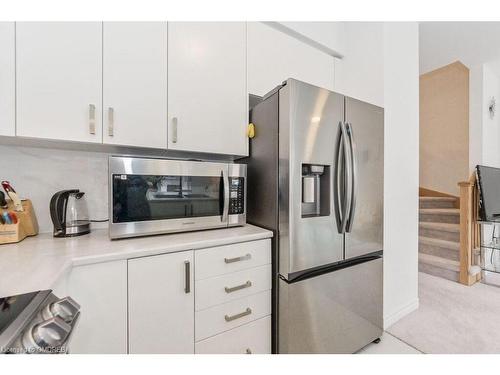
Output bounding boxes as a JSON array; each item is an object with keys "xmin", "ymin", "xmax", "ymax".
[{"xmin": 383, "ymin": 298, "xmax": 419, "ymax": 329}]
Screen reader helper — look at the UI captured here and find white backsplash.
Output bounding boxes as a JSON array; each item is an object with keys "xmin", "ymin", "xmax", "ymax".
[{"xmin": 0, "ymin": 145, "xmax": 109, "ymax": 233}]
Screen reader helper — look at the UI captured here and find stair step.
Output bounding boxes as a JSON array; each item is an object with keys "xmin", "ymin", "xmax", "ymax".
[
  {"xmin": 419, "ymin": 222, "xmax": 460, "ymax": 232},
  {"xmin": 419, "ymin": 196, "xmax": 458, "ymax": 209},
  {"xmin": 419, "ymin": 208, "xmax": 460, "ymax": 224},
  {"xmin": 419, "ymin": 236, "xmax": 460, "ymax": 261},
  {"xmin": 419, "ymin": 222, "xmax": 460, "ymax": 242},
  {"xmin": 418, "ymin": 253, "xmax": 460, "ymax": 282}
]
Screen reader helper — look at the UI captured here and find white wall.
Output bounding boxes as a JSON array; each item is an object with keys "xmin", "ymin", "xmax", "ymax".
[
  {"xmin": 469, "ymin": 62, "xmax": 500, "ymax": 170},
  {"xmin": 481, "ymin": 64, "xmax": 500, "ymax": 167},
  {"xmin": 0, "ymin": 145, "xmax": 109, "ymax": 233},
  {"xmin": 382, "ymin": 22, "xmax": 420, "ymax": 328},
  {"xmin": 333, "ymin": 22, "xmax": 384, "ymax": 107},
  {"xmin": 276, "ymin": 22, "xmax": 345, "ymax": 57},
  {"xmin": 469, "ymin": 64, "xmax": 484, "ymax": 172}
]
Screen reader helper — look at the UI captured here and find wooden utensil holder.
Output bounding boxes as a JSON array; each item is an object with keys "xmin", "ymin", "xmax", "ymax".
[{"xmin": 0, "ymin": 199, "xmax": 39, "ymax": 244}]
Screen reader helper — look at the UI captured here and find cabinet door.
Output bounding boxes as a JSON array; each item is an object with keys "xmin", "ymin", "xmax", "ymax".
[
  {"xmin": 0, "ymin": 22, "xmax": 15, "ymax": 136},
  {"xmin": 16, "ymin": 22, "xmax": 102, "ymax": 142},
  {"xmin": 128, "ymin": 251, "xmax": 194, "ymax": 354},
  {"xmin": 66, "ymin": 260, "xmax": 128, "ymax": 354},
  {"xmin": 167, "ymin": 22, "xmax": 247, "ymax": 156},
  {"xmin": 103, "ymin": 22, "xmax": 168, "ymax": 148},
  {"xmin": 247, "ymin": 22, "xmax": 335, "ymax": 97}
]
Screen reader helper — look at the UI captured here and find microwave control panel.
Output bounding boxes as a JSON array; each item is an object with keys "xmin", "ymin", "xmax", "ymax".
[{"xmin": 229, "ymin": 177, "xmax": 245, "ymax": 215}]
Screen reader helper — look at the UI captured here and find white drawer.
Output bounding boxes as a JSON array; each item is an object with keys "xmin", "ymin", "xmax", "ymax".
[
  {"xmin": 196, "ymin": 290, "xmax": 271, "ymax": 341},
  {"xmin": 195, "ymin": 264, "xmax": 272, "ymax": 310},
  {"xmin": 195, "ymin": 239, "xmax": 271, "ymax": 280},
  {"xmin": 195, "ymin": 316, "xmax": 271, "ymax": 354}
]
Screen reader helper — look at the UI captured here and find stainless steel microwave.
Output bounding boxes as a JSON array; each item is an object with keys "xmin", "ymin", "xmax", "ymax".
[{"xmin": 109, "ymin": 156, "xmax": 246, "ymax": 239}]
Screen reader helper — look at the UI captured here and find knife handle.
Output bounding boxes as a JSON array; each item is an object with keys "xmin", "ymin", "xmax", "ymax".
[
  {"xmin": 1, "ymin": 181, "xmax": 23, "ymax": 212},
  {"xmin": 0, "ymin": 191, "xmax": 7, "ymax": 208}
]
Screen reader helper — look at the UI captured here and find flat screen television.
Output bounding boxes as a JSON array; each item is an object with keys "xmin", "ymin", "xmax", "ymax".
[{"xmin": 476, "ymin": 165, "xmax": 500, "ymax": 222}]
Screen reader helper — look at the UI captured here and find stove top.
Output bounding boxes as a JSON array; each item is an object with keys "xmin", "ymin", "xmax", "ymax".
[
  {"xmin": 0, "ymin": 290, "xmax": 80, "ymax": 354},
  {"xmin": 0, "ymin": 292, "xmax": 38, "ymax": 336}
]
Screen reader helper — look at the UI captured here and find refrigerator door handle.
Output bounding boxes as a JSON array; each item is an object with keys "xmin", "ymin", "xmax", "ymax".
[
  {"xmin": 345, "ymin": 122, "xmax": 358, "ymax": 232},
  {"xmin": 334, "ymin": 121, "xmax": 352, "ymax": 234}
]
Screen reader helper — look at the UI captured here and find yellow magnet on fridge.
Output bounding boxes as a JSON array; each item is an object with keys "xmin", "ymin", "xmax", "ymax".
[{"xmin": 247, "ymin": 123, "xmax": 256, "ymax": 139}]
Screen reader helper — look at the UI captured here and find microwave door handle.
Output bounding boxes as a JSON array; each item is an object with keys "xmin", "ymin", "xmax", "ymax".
[{"xmin": 222, "ymin": 169, "xmax": 229, "ymax": 223}]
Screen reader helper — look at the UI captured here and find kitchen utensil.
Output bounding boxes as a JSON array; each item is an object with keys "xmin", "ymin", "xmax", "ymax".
[
  {"xmin": 50, "ymin": 190, "xmax": 90, "ymax": 237},
  {"xmin": 1, "ymin": 181, "xmax": 24, "ymax": 212},
  {"xmin": 0, "ymin": 192, "xmax": 7, "ymax": 209},
  {"xmin": 2, "ymin": 212, "xmax": 12, "ymax": 224}
]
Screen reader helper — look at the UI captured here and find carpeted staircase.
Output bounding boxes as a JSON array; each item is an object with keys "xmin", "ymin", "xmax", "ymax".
[{"xmin": 419, "ymin": 196, "xmax": 461, "ymax": 282}]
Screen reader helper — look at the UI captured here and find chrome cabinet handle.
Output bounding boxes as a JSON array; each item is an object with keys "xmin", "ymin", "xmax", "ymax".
[
  {"xmin": 184, "ymin": 261, "xmax": 191, "ymax": 294},
  {"xmin": 345, "ymin": 122, "xmax": 357, "ymax": 233},
  {"xmin": 245, "ymin": 348, "xmax": 252, "ymax": 354},
  {"xmin": 224, "ymin": 307, "xmax": 252, "ymax": 322},
  {"xmin": 224, "ymin": 253, "xmax": 251, "ymax": 264},
  {"xmin": 108, "ymin": 107, "xmax": 114, "ymax": 136},
  {"xmin": 88, "ymin": 104, "xmax": 96, "ymax": 134},
  {"xmin": 224, "ymin": 280, "xmax": 252, "ymax": 293},
  {"xmin": 171, "ymin": 117, "xmax": 178, "ymax": 143}
]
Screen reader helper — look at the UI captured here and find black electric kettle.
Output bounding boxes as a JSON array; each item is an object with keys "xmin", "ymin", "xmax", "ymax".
[{"xmin": 50, "ymin": 189, "xmax": 91, "ymax": 237}]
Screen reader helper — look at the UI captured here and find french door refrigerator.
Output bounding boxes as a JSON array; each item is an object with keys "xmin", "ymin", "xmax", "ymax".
[{"xmin": 244, "ymin": 79, "xmax": 384, "ymax": 353}]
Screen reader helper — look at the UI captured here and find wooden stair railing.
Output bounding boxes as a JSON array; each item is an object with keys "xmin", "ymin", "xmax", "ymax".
[{"xmin": 458, "ymin": 173, "xmax": 481, "ymax": 286}]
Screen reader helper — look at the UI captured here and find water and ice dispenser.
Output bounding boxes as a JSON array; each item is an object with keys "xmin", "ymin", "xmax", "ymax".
[{"xmin": 301, "ymin": 164, "xmax": 330, "ymax": 218}]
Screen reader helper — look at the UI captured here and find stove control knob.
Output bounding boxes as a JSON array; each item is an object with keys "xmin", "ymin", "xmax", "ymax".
[
  {"xmin": 32, "ymin": 317, "xmax": 71, "ymax": 349},
  {"xmin": 43, "ymin": 296, "xmax": 81, "ymax": 323}
]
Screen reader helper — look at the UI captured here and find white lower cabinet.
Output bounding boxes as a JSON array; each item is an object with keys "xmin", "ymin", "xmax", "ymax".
[
  {"xmin": 195, "ymin": 264, "xmax": 272, "ymax": 310},
  {"xmin": 61, "ymin": 238, "xmax": 270, "ymax": 354},
  {"xmin": 66, "ymin": 260, "xmax": 128, "ymax": 354},
  {"xmin": 195, "ymin": 316, "xmax": 271, "ymax": 354},
  {"xmin": 128, "ymin": 251, "xmax": 195, "ymax": 354},
  {"xmin": 195, "ymin": 290, "xmax": 271, "ymax": 341},
  {"xmin": 194, "ymin": 240, "xmax": 272, "ymax": 354}
]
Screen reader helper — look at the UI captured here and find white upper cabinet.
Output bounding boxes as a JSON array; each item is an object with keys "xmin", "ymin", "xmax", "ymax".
[
  {"xmin": 167, "ymin": 22, "xmax": 248, "ymax": 156},
  {"xmin": 103, "ymin": 22, "xmax": 168, "ymax": 148},
  {"xmin": 0, "ymin": 22, "xmax": 15, "ymax": 136},
  {"xmin": 247, "ymin": 22, "xmax": 335, "ymax": 97},
  {"xmin": 128, "ymin": 251, "xmax": 195, "ymax": 354},
  {"xmin": 16, "ymin": 22, "xmax": 102, "ymax": 142}
]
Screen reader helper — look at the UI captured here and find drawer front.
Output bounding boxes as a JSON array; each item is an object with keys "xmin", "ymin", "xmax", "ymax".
[
  {"xmin": 195, "ymin": 264, "xmax": 272, "ymax": 310},
  {"xmin": 196, "ymin": 290, "xmax": 271, "ymax": 341},
  {"xmin": 195, "ymin": 239, "xmax": 271, "ymax": 280},
  {"xmin": 195, "ymin": 316, "xmax": 271, "ymax": 354}
]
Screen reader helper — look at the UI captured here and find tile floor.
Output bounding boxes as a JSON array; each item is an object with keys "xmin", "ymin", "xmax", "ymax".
[{"xmin": 356, "ymin": 332, "xmax": 422, "ymax": 354}]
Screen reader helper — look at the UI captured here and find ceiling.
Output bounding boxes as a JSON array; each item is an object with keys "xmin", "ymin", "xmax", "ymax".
[{"xmin": 419, "ymin": 22, "xmax": 500, "ymax": 74}]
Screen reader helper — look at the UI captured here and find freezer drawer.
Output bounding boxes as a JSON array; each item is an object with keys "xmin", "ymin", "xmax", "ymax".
[{"xmin": 278, "ymin": 257, "xmax": 383, "ymax": 354}]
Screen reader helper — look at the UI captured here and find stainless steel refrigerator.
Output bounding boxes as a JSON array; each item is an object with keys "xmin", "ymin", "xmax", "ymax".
[{"xmin": 244, "ymin": 79, "xmax": 384, "ymax": 353}]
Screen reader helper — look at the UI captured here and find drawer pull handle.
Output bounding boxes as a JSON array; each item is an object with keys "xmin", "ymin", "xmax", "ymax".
[
  {"xmin": 108, "ymin": 107, "xmax": 114, "ymax": 136},
  {"xmin": 88, "ymin": 104, "xmax": 96, "ymax": 134},
  {"xmin": 224, "ymin": 281, "xmax": 252, "ymax": 293},
  {"xmin": 246, "ymin": 348, "xmax": 252, "ymax": 354},
  {"xmin": 225, "ymin": 307, "xmax": 252, "ymax": 322},
  {"xmin": 184, "ymin": 261, "xmax": 191, "ymax": 294},
  {"xmin": 224, "ymin": 253, "xmax": 251, "ymax": 264}
]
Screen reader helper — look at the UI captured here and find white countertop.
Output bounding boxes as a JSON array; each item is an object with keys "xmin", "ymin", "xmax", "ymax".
[{"xmin": 0, "ymin": 224, "xmax": 273, "ymax": 297}]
